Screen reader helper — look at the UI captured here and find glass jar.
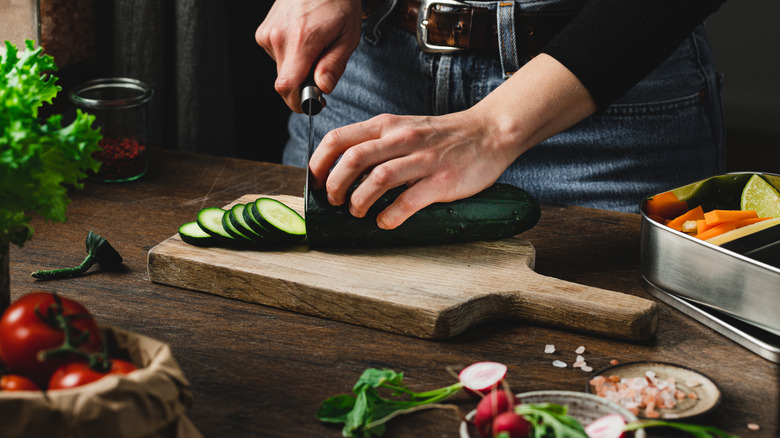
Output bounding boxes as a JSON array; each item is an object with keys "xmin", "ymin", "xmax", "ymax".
[{"xmin": 69, "ymin": 77, "xmax": 154, "ymax": 182}]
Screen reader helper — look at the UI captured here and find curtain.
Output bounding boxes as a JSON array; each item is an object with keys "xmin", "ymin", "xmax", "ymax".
[{"xmin": 53, "ymin": 0, "xmax": 290, "ymax": 163}]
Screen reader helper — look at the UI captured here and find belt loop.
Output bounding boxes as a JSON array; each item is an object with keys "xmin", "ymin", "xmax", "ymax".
[
  {"xmin": 496, "ymin": 1, "xmax": 519, "ymax": 78},
  {"xmin": 364, "ymin": 0, "xmax": 399, "ymax": 46}
]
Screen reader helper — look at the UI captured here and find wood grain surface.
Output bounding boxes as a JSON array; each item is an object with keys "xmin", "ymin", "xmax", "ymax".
[
  {"xmin": 6, "ymin": 149, "xmax": 777, "ymax": 438},
  {"xmin": 148, "ymin": 195, "xmax": 657, "ymax": 341}
]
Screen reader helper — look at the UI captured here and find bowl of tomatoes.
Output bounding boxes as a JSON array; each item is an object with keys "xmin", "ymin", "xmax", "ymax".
[{"xmin": 0, "ymin": 291, "xmax": 198, "ymax": 437}]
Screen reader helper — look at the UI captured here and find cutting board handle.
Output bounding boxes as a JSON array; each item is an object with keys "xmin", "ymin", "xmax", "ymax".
[{"xmin": 500, "ymin": 274, "xmax": 658, "ymax": 340}]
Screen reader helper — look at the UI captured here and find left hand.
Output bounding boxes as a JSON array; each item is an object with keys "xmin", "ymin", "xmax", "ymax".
[
  {"xmin": 309, "ymin": 54, "xmax": 598, "ymax": 230},
  {"xmin": 309, "ymin": 110, "xmax": 519, "ymax": 230}
]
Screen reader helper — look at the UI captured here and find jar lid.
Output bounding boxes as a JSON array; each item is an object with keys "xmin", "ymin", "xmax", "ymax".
[{"xmin": 69, "ymin": 77, "xmax": 154, "ymax": 110}]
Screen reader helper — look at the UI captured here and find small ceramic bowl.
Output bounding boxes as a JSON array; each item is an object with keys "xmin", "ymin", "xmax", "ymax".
[
  {"xmin": 586, "ymin": 361, "xmax": 722, "ymax": 420},
  {"xmin": 459, "ymin": 390, "xmax": 646, "ymax": 438}
]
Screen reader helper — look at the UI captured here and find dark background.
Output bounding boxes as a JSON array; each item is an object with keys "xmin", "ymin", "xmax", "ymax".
[{"xmin": 22, "ymin": 0, "xmax": 780, "ymax": 174}]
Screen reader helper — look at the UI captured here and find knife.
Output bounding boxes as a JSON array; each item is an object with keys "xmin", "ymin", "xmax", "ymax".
[{"xmin": 300, "ymin": 71, "xmax": 324, "ymax": 218}]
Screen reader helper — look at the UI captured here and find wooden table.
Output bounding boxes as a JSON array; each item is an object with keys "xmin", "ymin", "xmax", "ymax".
[{"xmin": 9, "ymin": 149, "xmax": 778, "ymax": 437}]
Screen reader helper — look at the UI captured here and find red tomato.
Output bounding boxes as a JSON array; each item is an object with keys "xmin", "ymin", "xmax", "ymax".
[
  {"xmin": 0, "ymin": 292, "xmax": 102, "ymax": 387},
  {"xmin": 48, "ymin": 359, "xmax": 137, "ymax": 390},
  {"xmin": 0, "ymin": 374, "xmax": 41, "ymax": 391}
]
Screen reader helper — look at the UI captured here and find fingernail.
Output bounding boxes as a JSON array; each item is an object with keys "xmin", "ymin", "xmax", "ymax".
[{"xmin": 327, "ymin": 193, "xmax": 338, "ymax": 206}]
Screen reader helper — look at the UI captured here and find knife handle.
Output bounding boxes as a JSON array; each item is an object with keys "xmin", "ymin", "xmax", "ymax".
[{"xmin": 301, "ymin": 70, "xmax": 324, "ymax": 116}]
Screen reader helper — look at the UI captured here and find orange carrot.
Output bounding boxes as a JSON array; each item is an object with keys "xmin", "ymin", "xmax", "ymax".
[
  {"xmin": 697, "ymin": 219, "xmax": 716, "ymax": 235},
  {"xmin": 647, "ymin": 200, "xmax": 689, "ymax": 220},
  {"xmin": 666, "ymin": 206, "xmax": 705, "ymax": 231},
  {"xmin": 651, "ymin": 191, "xmax": 679, "ymax": 203},
  {"xmin": 646, "ymin": 192, "xmax": 689, "ymax": 219},
  {"xmin": 703, "ymin": 209, "xmax": 758, "ymax": 226},
  {"xmin": 735, "ymin": 217, "xmax": 772, "ymax": 228},
  {"xmin": 695, "ymin": 222, "xmax": 737, "ymax": 240},
  {"xmin": 647, "ymin": 214, "xmax": 668, "ymax": 224}
]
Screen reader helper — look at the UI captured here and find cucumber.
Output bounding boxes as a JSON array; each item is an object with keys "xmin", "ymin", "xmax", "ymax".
[
  {"xmin": 178, "ymin": 221, "xmax": 219, "ymax": 247},
  {"xmin": 221, "ymin": 209, "xmax": 257, "ymax": 244},
  {"xmin": 196, "ymin": 207, "xmax": 237, "ymax": 244},
  {"xmin": 305, "ymin": 183, "xmax": 541, "ymax": 248},
  {"xmin": 248, "ymin": 197, "xmax": 307, "ymax": 242},
  {"xmin": 229, "ymin": 204, "xmax": 264, "ymax": 241}
]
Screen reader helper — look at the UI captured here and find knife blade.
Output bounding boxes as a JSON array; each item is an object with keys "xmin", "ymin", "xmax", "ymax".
[{"xmin": 300, "ymin": 71, "xmax": 323, "ymax": 217}]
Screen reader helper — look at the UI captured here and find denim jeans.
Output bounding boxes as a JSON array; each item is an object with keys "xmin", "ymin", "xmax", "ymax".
[{"xmin": 283, "ymin": 1, "xmax": 725, "ymax": 213}]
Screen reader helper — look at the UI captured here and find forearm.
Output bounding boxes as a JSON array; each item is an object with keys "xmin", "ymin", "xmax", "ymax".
[{"xmin": 471, "ymin": 53, "xmax": 598, "ymax": 164}]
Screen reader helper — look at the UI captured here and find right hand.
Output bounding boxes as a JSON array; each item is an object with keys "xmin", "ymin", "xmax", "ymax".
[{"xmin": 255, "ymin": 0, "xmax": 363, "ymax": 113}]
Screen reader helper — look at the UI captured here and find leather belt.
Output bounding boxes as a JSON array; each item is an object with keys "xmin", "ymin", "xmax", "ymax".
[{"xmin": 363, "ymin": 0, "xmax": 579, "ymax": 54}]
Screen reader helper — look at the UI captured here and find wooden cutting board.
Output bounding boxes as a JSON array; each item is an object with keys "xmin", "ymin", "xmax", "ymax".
[{"xmin": 147, "ymin": 195, "xmax": 657, "ymax": 341}]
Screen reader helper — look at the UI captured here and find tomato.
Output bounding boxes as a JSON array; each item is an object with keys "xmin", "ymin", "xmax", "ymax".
[
  {"xmin": 0, "ymin": 292, "xmax": 102, "ymax": 387},
  {"xmin": 0, "ymin": 374, "xmax": 41, "ymax": 391},
  {"xmin": 48, "ymin": 359, "xmax": 137, "ymax": 390}
]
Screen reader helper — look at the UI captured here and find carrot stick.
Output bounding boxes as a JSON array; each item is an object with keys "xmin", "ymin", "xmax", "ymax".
[
  {"xmin": 647, "ymin": 200, "xmax": 689, "ymax": 220},
  {"xmin": 666, "ymin": 206, "xmax": 705, "ymax": 231},
  {"xmin": 697, "ymin": 219, "xmax": 716, "ymax": 235},
  {"xmin": 735, "ymin": 217, "xmax": 772, "ymax": 228},
  {"xmin": 703, "ymin": 209, "xmax": 758, "ymax": 226},
  {"xmin": 695, "ymin": 222, "xmax": 737, "ymax": 240},
  {"xmin": 646, "ymin": 192, "xmax": 689, "ymax": 220}
]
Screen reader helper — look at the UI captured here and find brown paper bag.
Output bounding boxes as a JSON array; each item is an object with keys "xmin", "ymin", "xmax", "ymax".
[{"xmin": 0, "ymin": 325, "xmax": 202, "ymax": 438}]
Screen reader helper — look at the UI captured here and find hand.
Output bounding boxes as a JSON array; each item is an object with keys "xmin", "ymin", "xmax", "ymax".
[
  {"xmin": 309, "ymin": 54, "xmax": 598, "ymax": 230},
  {"xmin": 255, "ymin": 0, "xmax": 363, "ymax": 112},
  {"xmin": 309, "ymin": 111, "xmax": 520, "ymax": 230}
]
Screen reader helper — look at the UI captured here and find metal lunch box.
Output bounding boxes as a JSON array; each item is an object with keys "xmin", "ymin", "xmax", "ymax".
[{"xmin": 639, "ymin": 172, "xmax": 780, "ymax": 362}]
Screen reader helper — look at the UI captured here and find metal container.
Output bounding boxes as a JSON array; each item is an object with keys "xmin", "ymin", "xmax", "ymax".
[{"xmin": 640, "ymin": 172, "xmax": 780, "ymax": 338}]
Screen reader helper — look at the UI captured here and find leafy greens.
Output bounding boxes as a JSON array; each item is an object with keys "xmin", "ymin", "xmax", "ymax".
[{"xmin": 1, "ymin": 40, "xmax": 101, "ymax": 247}]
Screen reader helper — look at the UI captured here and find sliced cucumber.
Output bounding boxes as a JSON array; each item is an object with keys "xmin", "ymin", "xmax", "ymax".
[
  {"xmin": 249, "ymin": 198, "xmax": 306, "ymax": 241},
  {"xmin": 196, "ymin": 207, "xmax": 236, "ymax": 243},
  {"xmin": 221, "ymin": 209, "xmax": 257, "ymax": 244},
  {"xmin": 242, "ymin": 202, "xmax": 274, "ymax": 238},
  {"xmin": 229, "ymin": 204, "xmax": 264, "ymax": 240},
  {"xmin": 178, "ymin": 221, "xmax": 219, "ymax": 247}
]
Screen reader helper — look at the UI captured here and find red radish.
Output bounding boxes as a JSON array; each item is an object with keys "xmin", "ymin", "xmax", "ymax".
[
  {"xmin": 474, "ymin": 389, "xmax": 516, "ymax": 438},
  {"xmin": 459, "ymin": 362, "xmax": 507, "ymax": 394},
  {"xmin": 491, "ymin": 411, "xmax": 531, "ymax": 438},
  {"xmin": 585, "ymin": 414, "xmax": 627, "ymax": 438}
]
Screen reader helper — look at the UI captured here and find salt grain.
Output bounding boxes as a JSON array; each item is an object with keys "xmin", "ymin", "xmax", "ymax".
[
  {"xmin": 575, "ymin": 346, "xmax": 586, "ymax": 354},
  {"xmin": 747, "ymin": 423, "xmax": 760, "ymax": 431},
  {"xmin": 544, "ymin": 344, "xmax": 555, "ymax": 354},
  {"xmin": 685, "ymin": 378, "xmax": 701, "ymax": 387},
  {"xmin": 581, "ymin": 365, "xmax": 593, "ymax": 372},
  {"xmin": 552, "ymin": 360, "xmax": 567, "ymax": 368}
]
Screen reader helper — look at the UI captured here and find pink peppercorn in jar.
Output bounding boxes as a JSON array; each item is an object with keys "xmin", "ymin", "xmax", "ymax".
[{"xmin": 69, "ymin": 77, "xmax": 153, "ymax": 182}]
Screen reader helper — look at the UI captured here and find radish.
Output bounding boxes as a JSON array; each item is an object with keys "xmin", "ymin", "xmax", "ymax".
[
  {"xmin": 459, "ymin": 362, "xmax": 508, "ymax": 394},
  {"xmin": 491, "ymin": 411, "xmax": 531, "ymax": 438},
  {"xmin": 585, "ymin": 414, "xmax": 627, "ymax": 438},
  {"xmin": 474, "ymin": 389, "xmax": 516, "ymax": 438}
]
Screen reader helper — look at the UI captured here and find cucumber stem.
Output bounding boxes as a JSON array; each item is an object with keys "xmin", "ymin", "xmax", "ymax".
[
  {"xmin": 31, "ymin": 253, "xmax": 96, "ymax": 280},
  {"xmin": 30, "ymin": 231, "xmax": 122, "ymax": 280}
]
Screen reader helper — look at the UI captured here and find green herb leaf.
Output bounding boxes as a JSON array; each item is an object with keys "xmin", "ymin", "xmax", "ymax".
[
  {"xmin": 1, "ymin": 40, "xmax": 102, "ymax": 247},
  {"xmin": 316, "ymin": 367, "xmax": 463, "ymax": 438},
  {"xmin": 516, "ymin": 403, "xmax": 588, "ymax": 438}
]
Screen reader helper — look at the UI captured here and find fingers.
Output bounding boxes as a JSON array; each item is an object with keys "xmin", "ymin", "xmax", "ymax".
[{"xmin": 255, "ymin": 0, "xmax": 362, "ymax": 113}]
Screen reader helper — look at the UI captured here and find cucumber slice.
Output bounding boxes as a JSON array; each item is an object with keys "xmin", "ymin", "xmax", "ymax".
[
  {"xmin": 242, "ymin": 202, "xmax": 275, "ymax": 238},
  {"xmin": 197, "ymin": 207, "xmax": 236, "ymax": 243},
  {"xmin": 178, "ymin": 221, "xmax": 219, "ymax": 247},
  {"xmin": 249, "ymin": 198, "xmax": 306, "ymax": 241},
  {"xmin": 229, "ymin": 204, "xmax": 264, "ymax": 240},
  {"xmin": 221, "ymin": 209, "xmax": 257, "ymax": 244}
]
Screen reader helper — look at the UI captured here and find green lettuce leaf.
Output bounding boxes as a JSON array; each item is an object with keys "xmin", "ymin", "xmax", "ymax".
[{"xmin": 1, "ymin": 40, "xmax": 101, "ymax": 247}]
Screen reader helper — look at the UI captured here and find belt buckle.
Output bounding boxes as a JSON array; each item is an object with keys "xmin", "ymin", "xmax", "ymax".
[{"xmin": 417, "ymin": 0, "xmax": 470, "ymax": 53}]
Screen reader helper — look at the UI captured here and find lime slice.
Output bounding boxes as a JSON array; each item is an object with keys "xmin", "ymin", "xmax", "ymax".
[{"xmin": 741, "ymin": 174, "xmax": 780, "ymax": 218}]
